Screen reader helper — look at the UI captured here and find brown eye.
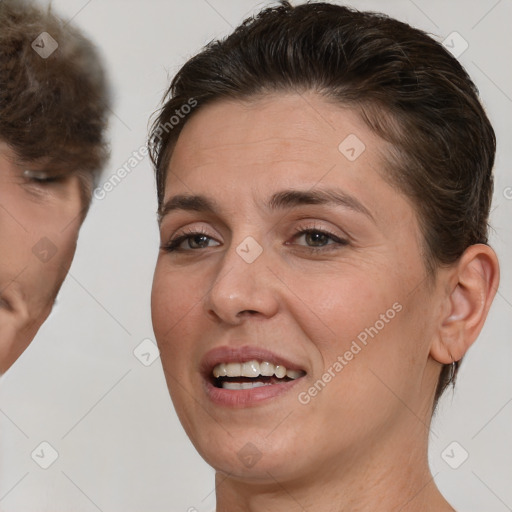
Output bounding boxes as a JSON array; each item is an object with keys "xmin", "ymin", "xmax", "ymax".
[
  {"xmin": 304, "ymin": 231, "xmax": 330, "ymax": 246},
  {"xmin": 291, "ymin": 228, "xmax": 348, "ymax": 250},
  {"xmin": 162, "ymin": 231, "xmax": 221, "ymax": 253},
  {"xmin": 188, "ymin": 234, "xmax": 211, "ymax": 249}
]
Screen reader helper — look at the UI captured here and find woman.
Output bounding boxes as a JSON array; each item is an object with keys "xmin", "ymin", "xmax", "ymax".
[{"xmin": 149, "ymin": 2, "xmax": 499, "ymax": 510}]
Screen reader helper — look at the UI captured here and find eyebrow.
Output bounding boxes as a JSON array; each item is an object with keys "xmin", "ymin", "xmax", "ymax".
[{"xmin": 159, "ymin": 188, "xmax": 374, "ymax": 222}]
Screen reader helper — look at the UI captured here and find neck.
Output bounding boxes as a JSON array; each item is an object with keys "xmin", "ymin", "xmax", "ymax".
[{"xmin": 214, "ymin": 420, "xmax": 454, "ymax": 512}]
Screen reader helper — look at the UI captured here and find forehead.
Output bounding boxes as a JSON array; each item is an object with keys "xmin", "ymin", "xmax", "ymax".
[{"xmin": 167, "ymin": 93, "xmax": 390, "ymax": 191}]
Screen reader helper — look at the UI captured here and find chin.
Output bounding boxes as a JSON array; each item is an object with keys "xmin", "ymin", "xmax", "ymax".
[{"xmin": 185, "ymin": 421, "xmax": 312, "ymax": 483}]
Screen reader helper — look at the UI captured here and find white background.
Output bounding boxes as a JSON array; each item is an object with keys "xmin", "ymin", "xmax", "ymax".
[{"xmin": 1, "ymin": 1, "xmax": 511, "ymax": 511}]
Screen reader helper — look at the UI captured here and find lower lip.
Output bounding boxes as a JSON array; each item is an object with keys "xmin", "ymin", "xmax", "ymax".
[{"xmin": 204, "ymin": 377, "xmax": 304, "ymax": 407}]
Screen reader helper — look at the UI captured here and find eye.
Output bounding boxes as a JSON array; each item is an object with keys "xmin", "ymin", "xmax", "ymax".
[
  {"xmin": 160, "ymin": 224, "xmax": 348, "ymax": 254},
  {"xmin": 289, "ymin": 225, "xmax": 349, "ymax": 251},
  {"xmin": 23, "ymin": 169, "xmax": 64, "ymax": 185},
  {"xmin": 161, "ymin": 228, "xmax": 221, "ymax": 252}
]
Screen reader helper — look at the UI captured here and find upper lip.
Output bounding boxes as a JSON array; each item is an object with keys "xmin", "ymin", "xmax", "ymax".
[{"xmin": 201, "ymin": 345, "xmax": 307, "ymax": 378}]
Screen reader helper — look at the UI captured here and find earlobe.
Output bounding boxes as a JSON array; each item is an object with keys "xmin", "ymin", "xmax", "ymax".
[{"xmin": 430, "ymin": 244, "xmax": 500, "ymax": 364}]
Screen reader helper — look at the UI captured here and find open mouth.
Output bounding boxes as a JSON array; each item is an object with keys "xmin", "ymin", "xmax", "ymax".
[{"xmin": 211, "ymin": 360, "xmax": 306, "ymax": 390}]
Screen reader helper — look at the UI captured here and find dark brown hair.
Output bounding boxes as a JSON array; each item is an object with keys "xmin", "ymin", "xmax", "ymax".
[
  {"xmin": 0, "ymin": 0, "xmax": 110, "ymax": 205},
  {"xmin": 149, "ymin": 1, "xmax": 496, "ymax": 406}
]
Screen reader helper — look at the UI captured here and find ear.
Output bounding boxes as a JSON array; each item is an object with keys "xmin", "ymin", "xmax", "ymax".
[{"xmin": 430, "ymin": 244, "xmax": 500, "ymax": 364}]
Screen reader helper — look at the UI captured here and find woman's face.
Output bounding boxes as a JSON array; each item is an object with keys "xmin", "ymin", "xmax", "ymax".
[
  {"xmin": 0, "ymin": 142, "xmax": 83, "ymax": 373},
  {"xmin": 152, "ymin": 93, "xmax": 444, "ymax": 483}
]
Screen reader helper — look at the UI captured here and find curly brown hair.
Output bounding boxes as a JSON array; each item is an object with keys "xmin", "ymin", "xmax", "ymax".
[{"xmin": 0, "ymin": 0, "xmax": 110, "ymax": 204}]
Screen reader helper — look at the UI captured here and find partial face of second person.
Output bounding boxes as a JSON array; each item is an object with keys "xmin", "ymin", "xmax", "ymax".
[
  {"xmin": 151, "ymin": 93, "xmax": 451, "ymax": 484},
  {"xmin": 0, "ymin": 141, "xmax": 83, "ymax": 373}
]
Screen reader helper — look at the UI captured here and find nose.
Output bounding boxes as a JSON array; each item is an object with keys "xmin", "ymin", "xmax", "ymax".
[{"xmin": 204, "ymin": 238, "xmax": 280, "ymax": 325}]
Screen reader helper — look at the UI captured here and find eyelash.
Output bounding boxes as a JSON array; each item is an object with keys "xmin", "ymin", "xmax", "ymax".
[
  {"xmin": 161, "ymin": 224, "xmax": 348, "ymax": 254},
  {"xmin": 24, "ymin": 171, "xmax": 64, "ymax": 186},
  {"xmin": 162, "ymin": 227, "xmax": 213, "ymax": 253},
  {"xmin": 290, "ymin": 224, "xmax": 349, "ymax": 253},
  {"xmin": 29, "ymin": 177, "xmax": 63, "ymax": 185}
]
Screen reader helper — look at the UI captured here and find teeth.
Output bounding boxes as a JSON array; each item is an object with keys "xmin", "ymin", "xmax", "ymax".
[
  {"xmin": 222, "ymin": 381, "xmax": 271, "ymax": 390},
  {"xmin": 212, "ymin": 360, "xmax": 303, "ymax": 381},
  {"xmin": 225, "ymin": 362, "xmax": 241, "ymax": 377},
  {"xmin": 212, "ymin": 365, "xmax": 227, "ymax": 378},
  {"xmin": 286, "ymin": 369, "xmax": 302, "ymax": 379},
  {"xmin": 274, "ymin": 365, "xmax": 286, "ymax": 378},
  {"xmin": 241, "ymin": 360, "xmax": 260, "ymax": 378},
  {"xmin": 260, "ymin": 361, "xmax": 275, "ymax": 376}
]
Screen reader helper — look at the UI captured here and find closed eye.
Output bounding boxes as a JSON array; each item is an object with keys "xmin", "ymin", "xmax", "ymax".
[{"xmin": 23, "ymin": 169, "xmax": 66, "ymax": 185}]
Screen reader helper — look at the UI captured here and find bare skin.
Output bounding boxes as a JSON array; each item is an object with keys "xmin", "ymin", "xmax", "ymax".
[
  {"xmin": 151, "ymin": 93, "xmax": 499, "ymax": 511},
  {"xmin": 0, "ymin": 142, "xmax": 83, "ymax": 373}
]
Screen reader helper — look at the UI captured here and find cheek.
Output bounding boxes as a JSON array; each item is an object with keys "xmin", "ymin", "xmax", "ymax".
[
  {"xmin": 42, "ymin": 226, "xmax": 79, "ymax": 275},
  {"xmin": 286, "ymin": 268, "xmax": 419, "ymax": 401},
  {"xmin": 151, "ymin": 267, "xmax": 205, "ymax": 422},
  {"xmin": 314, "ymin": 299, "xmax": 429, "ymax": 429},
  {"xmin": 151, "ymin": 265, "xmax": 204, "ymax": 356},
  {"xmin": 28, "ymin": 200, "xmax": 80, "ymax": 268},
  {"xmin": 285, "ymin": 268, "xmax": 394, "ymax": 350},
  {"xmin": 0, "ymin": 172, "xmax": 84, "ymax": 317},
  {"xmin": 27, "ymin": 227, "xmax": 80, "ymax": 310},
  {"xmin": 32, "ymin": 199, "xmax": 83, "ymax": 268},
  {"xmin": 0, "ymin": 217, "xmax": 27, "ymax": 272}
]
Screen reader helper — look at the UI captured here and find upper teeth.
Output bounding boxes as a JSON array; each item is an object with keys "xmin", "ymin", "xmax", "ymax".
[{"xmin": 212, "ymin": 360, "xmax": 303, "ymax": 380}]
